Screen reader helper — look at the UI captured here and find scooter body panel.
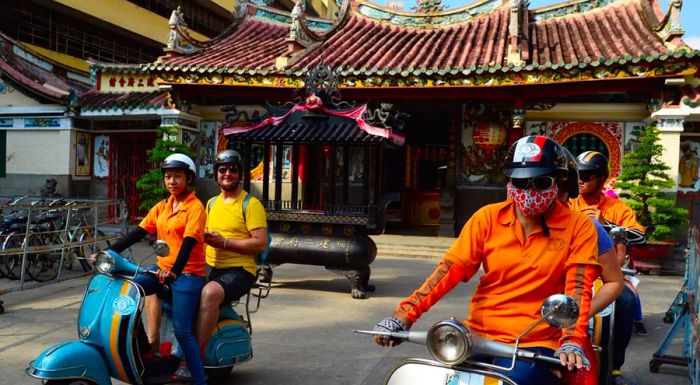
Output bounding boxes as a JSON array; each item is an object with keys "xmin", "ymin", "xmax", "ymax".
[
  {"xmin": 26, "ymin": 340, "xmax": 112, "ymax": 385},
  {"xmin": 204, "ymin": 306, "xmax": 252, "ymax": 367},
  {"xmin": 385, "ymin": 359, "xmax": 516, "ymax": 385},
  {"xmin": 78, "ymin": 273, "xmax": 145, "ymax": 384}
]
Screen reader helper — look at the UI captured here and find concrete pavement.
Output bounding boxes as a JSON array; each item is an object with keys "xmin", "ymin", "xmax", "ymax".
[{"xmin": 0, "ymin": 241, "xmax": 692, "ymax": 385}]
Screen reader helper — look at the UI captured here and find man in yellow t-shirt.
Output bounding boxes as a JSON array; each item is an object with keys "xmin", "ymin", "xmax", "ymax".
[{"xmin": 194, "ymin": 150, "xmax": 268, "ymax": 350}]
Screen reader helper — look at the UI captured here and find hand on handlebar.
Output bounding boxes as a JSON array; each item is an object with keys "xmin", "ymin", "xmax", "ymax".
[
  {"xmin": 373, "ymin": 316, "xmax": 408, "ymax": 347},
  {"xmin": 554, "ymin": 342, "xmax": 590, "ymax": 371},
  {"xmin": 156, "ymin": 268, "xmax": 176, "ymax": 284}
]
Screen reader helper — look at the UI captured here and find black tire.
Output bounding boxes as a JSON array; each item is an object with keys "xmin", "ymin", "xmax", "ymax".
[
  {"xmin": 44, "ymin": 379, "xmax": 97, "ymax": 385},
  {"xmin": 26, "ymin": 251, "xmax": 59, "ymax": 282},
  {"xmin": 0, "ymin": 300, "xmax": 4, "ymax": 314},
  {"xmin": 3, "ymin": 232, "xmax": 25, "ymax": 280},
  {"xmin": 206, "ymin": 366, "xmax": 233, "ymax": 380}
]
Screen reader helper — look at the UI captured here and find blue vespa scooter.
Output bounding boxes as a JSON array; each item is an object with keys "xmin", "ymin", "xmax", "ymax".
[{"xmin": 26, "ymin": 240, "xmax": 270, "ymax": 385}]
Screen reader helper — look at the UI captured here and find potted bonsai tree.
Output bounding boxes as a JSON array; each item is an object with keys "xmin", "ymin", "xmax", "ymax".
[{"xmin": 616, "ymin": 125, "xmax": 688, "ymax": 271}]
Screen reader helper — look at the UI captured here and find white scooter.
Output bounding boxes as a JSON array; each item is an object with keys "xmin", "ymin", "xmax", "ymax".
[{"xmin": 355, "ymin": 294, "xmax": 579, "ymax": 385}]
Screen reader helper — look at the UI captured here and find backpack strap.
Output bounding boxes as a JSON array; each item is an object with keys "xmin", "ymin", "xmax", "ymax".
[
  {"xmin": 242, "ymin": 193, "xmax": 251, "ymax": 224},
  {"xmin": 206, "ymin": 195, "xmax": 218, "ymax": 215}
]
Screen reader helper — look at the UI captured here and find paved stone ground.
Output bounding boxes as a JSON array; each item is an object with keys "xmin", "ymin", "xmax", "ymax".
[{"xmin": 0, "ymin": 240, "xmax": 693, "ymax": 385}]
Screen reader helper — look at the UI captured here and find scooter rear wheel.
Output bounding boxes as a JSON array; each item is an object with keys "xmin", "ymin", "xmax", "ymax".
[
  {"xmin": 207, "ymin": 366, "xmax": 233, "ymax": 380},
  {"xmin": 44, "ymin": 379, "xmax": 97, "ymax": 385}
]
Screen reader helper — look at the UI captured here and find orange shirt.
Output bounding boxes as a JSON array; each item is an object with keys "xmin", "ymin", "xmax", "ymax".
[
  {"xmin": 139, "ymin": 191, "xmax": 206, "ymax": 276},
  {"xmin": 569, "ymin": 193, "xmax": 645, "ymax": 233},
  {"xmin": 394, "ymin": 199, "xmax": 600, "ymax": 350}
]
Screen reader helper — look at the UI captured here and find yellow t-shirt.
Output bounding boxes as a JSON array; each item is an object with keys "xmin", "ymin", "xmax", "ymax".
[{"xmin": 205, "ymin": 191, "xmax": 267, "ymax": 275}]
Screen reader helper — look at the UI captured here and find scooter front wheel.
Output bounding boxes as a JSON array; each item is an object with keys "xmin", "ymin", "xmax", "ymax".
[{"xmin": 43, "ymin": 379, "xmax": 97, "ymax": 385}]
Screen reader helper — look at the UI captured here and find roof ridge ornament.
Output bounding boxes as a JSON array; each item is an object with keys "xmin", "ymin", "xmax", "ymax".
[
  {"xmin": 412, "ymin": 0, "xmax": 446, "ymax": 14},
  {"xmin": 507, "ymin": 0, "xmax": 529, "ymax": 66},
  {"xmin": 656, "ymin": 0, "xmax": 685, "ymax": 47},
  {"xmin": 165, "ymin": 6, "xmax": 202, "ymax": 55},
  {"xmin": 277, "ymin": 0, "xmax": 322, "ymax": 69}
]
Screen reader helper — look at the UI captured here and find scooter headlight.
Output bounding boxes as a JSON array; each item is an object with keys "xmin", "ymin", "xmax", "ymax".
[
  {"xmin": 95, "ymin": 251, "xmax": 115, "ymax": 274},
  {"xmin": 427, "ymin": 319, "xmax": 471, "ymax": 365}
]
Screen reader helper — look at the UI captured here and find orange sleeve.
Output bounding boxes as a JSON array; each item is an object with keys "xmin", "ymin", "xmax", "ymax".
[
  {"xmin": 392, "ymin": 258, "xmax": 472, "ymax": 327},
  {"xmin": 560, "ymin": 214, "xmax": 600, "ymax": 346},
  {"xmin": 138, "ymin": 201, "xmax": 161, "ymax": 235},
  {"xmin": 560, "ymin": 264, "xmax": 598, "ymax": 347},
  {"xmin": 615, "ymin": 204, "xmax": 645, "ymax": 233},
  {"xmin": 392, "ymin": 211, "xmax": 485, "ymax": 327},
  {"xmin": 184, "ymin": 202, "xmax": 206, "ymax": 243}
]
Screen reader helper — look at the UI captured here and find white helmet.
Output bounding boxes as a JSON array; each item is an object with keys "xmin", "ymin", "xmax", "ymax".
[{"xmin": 161, "ymin": 153, "xmax": 196, "ymax": 176}]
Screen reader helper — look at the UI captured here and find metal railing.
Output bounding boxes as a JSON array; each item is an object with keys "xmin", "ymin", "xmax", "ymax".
[
  {"xmin": 649, "ymin": 227, "xmax": 700, "ymax": 384},
  {"xmin": 0, "ymin": 197, "xmax": 127, "ymax": 293}
]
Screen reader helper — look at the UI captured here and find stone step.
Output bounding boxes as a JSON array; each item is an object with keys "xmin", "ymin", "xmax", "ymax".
[{"xmin": 370, "ymin": 234, "xmax": 454, "ymax": 260}]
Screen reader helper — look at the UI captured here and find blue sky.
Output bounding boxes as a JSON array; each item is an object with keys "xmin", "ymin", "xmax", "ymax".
[{"xmin": 431, "ymin": 0, "xmax": 700, "ymax": 49}]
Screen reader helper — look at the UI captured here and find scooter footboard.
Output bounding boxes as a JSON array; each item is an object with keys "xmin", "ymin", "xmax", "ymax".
[
  {"xmin": 385, "ymin": 359, "xmax": 516, "ymax": 385},
  {"xmin": 26, "ymin": 340, "xmax": 111, "ymax": 385}
]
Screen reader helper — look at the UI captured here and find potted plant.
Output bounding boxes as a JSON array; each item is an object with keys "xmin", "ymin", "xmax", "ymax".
[{"xmin": 615, "ymin": 125, "xmax": 688, "ymax": 272}]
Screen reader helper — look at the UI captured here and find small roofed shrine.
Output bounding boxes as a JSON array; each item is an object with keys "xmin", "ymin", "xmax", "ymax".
[
  {"xmin": 84, "ymin": 0, "xmax": 700, "ymax": 237},
  {"xmin": 222, "ymin": 64, "xmax": 407, "ymax": 298}
]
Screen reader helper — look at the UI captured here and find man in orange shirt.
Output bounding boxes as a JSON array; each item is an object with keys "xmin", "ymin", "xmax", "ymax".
[
  {"xmin": 569, "ymin": 151, "xmax": 646, "ymax": 385},
  {"xmin": 374, "ymin": 136, "xmax": 601, "ymax": 385}
]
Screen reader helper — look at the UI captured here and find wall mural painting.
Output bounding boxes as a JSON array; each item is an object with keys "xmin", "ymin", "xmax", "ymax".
[
  {"xmin": 551, "ymin": 122, "xmax": 622, "ymax": 184},
  {"xmin": 199, "ymin": 122, "xmax": 218, "ymax": 178},
  {"xmin": 75, "ymin": 132, "xmax": 91, "ymax": 176},
  {"xmin": 679, "ymin": 139, "xmax": 700, "ymax": 193},
  {"xmin": 526, "ymin": 121, "xmax": 624, "ymax": 189},
  {"xmin": 93, "ymin": 135, "xmax": 110, "ymax": 178},
  {"xmin": 459, "ymin": 103, "xmax": 510, "ymax": 185}
]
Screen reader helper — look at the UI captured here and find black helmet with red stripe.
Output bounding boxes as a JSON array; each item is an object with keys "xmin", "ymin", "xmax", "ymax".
[{"xmin": 504, "ymin": 135, "xmax": 568, "ymax": 179}]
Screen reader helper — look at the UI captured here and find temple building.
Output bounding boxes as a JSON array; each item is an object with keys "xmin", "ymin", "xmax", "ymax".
[{"xmin": 4, "ymin": 0, "xmax": 700, "ymax": 235}]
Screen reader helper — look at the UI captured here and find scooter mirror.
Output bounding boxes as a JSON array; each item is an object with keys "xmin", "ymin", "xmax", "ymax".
[
  {"xmin": 541, "ymin": 294, "xmax": 579, "ymax": 329},
  {"xmin": 153, "ymin": 240, "xmax": 170, "ymax": 256}
]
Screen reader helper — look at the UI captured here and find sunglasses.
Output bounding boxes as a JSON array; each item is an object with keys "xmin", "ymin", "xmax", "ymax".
[
  {"xmin": 579, "ymin": 173, "xmax": 597, "ymax": 182},
  {"xmin": 510, "ymin": 176, "xmax": 556, "ymax": 191},
  {"xmin": 217, "ymin": 165, "xmax": 240, "ymax": 174}
]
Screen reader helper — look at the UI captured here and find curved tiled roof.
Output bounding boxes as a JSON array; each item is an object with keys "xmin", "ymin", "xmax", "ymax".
[
  {"xmin": 155, "ymin": 18, "xmax": 290, "ymax": 70},
  {"xmin": 0, "ymin": 33, "xmax": 89, "ymax": 102},
  {"xmin": 294, "ymin": 6, "xmax": 511, "ymax": 70},
  {"xmin": 109, "ymin": 0, "xmax": 697, "ymax": 84},
  {"xmin": 79, "ymin": 89, "xmax": 171, "ymax": 112},
  {"xmin": 528, "ymin": 0, "xmax": 668, "ymax": 67}
]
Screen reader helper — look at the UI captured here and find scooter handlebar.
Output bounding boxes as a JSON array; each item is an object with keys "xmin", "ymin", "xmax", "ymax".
[{"xmin": 353, "ymin": 330, "xmax": 428, "ymax": 345}]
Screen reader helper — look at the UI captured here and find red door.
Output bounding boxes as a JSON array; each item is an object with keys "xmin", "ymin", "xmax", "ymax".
[{"xmin": 108, "ymin": 132, "xmax": 157, "ymax": 224}]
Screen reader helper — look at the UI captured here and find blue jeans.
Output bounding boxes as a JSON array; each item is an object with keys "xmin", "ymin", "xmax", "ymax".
[
  {"xmin": 613, "ymin": 285, "xmax": 636, "ymax": 370},
  {"xmin": 135, "ymin": 267, "xmax": 206, "ymax": 385},
  {"xmin": 479, "ymin": 347, "xmax": 557, "ymax": 385}
]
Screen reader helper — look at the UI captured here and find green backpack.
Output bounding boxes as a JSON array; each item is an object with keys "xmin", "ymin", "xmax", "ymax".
[{"xmin": 206, "ymin": 194, "xmax": 271, "ymax": 264}]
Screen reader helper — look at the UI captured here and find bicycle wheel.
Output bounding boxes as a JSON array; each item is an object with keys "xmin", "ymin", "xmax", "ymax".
[
  {"xmin": 0, "ymin": 234, "xmax": 7, "ymax": 278},
  {"xmin": 25, "ymin": 235, "xmax": 59, "ymax": 282},
  {"xmin": 76, "ymin": 228, "xmax": 113, "ymax": 272},
  {"xmin": 2, "ymin": 232, "xmax": 25, "ymax": 280},
  {"xmin": 26, "ymin": 252, "xmax": 59, "ymax": 282}
]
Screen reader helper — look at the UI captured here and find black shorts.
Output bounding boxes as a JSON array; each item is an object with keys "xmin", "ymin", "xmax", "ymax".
[{"xmin": 208, "ymin": 267, "xmax": 256, "ymax": 305}]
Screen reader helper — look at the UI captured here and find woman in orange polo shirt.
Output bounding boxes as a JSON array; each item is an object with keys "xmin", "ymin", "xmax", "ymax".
[
  {"xmin": 107, "ymin": 153, "xmax": 207, "ymax": 385},
  {"xmin": 374, "ymin": 136, "xmax": 601, "ymax": 385}
]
